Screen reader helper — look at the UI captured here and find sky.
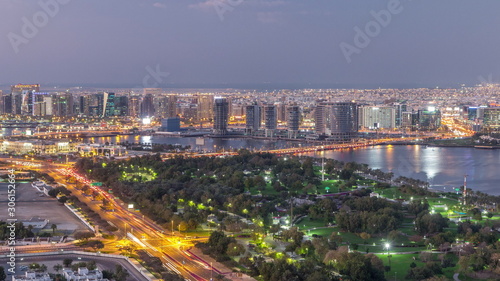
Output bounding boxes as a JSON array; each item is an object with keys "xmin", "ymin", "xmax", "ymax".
[{"xmin": 1, "ymin": 0, "xmax": 500, "ymax": 88}]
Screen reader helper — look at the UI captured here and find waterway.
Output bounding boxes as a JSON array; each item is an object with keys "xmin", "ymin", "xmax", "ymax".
[{"xmin": 301, "ymin": 145, "xmax": 500, "ymax": 196}]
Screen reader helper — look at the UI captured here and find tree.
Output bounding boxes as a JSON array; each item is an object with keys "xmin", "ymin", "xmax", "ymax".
[
  {"xmin": 254, "ymin": 175, "xmax": 266, "ymax": 190},
  {"xmin": 53, "ymin": 264, "xmax": 63, "ymax": 273},
  {"xmin": 333, "ymin": 252, "xmax": 386, "ymax": 281},
  {"xmin": 226, "ymin": 242, "xmax": 245, "ymax": 256},
  {"xmin": 51, "ymin": 224, "xmax": 57, "ymax": 234},
  {"xmin": 39, "ymin": 264, "xmax": 47, "ymax": 272},
  {"xmin": 87, "ymin": 240, "xmax": 105, "ymax": 251},
  {"xmin": 178, "ymin": 221, "xmax": 188, "ymax": 232},
  {"xmin": 48, "ymin": 188, "xmax": 59, "ymax": 198},
  {"xmin": 57, "ymin": 196, "xmax": 68, "ymax": 204},
  {"xmin": 74, "ymin": 231, "xmax": 95, "ymax": 241},
  {"xmin": 359, "ymin": 232, "xmax": 371, "ymax": 242},
  {"xmin": 282, "ymin": 227, "xmax": 304, "ymax": 247},
  {"xmin": 305, "ymin": 271, "xmax": 330, "ymax": 281},
  {"xmin": 87, "ymin": 260, "xmax": 97, "ymax": 270},
  {"xmin": 0, "ymin": 266, "xmax": 6, "ymax": 281},
  {"xmin": 63, "ymin": 258, "xmax": 73, "ymax": 267},
  {"xmin": 113, "ymin": 265, "xmax": 130, "ymax": 281},
  {"xmin": 102, "ymin": 270, "xmax": 113, "ymax": 279}
]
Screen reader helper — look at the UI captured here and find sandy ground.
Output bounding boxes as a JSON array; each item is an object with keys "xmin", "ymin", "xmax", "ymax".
[{"xmin": 0, "ymin": 182, "xmax": 89, "ymax": 234}]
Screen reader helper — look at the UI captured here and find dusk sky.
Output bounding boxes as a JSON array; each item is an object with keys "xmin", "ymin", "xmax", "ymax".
[{"xmin": 1, "ymin": 0, "xmax": 500, "ymax": 88}]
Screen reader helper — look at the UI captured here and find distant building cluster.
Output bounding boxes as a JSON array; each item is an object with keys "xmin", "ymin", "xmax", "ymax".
[{"xmin": 3, "ymin": 83, "xmax": 500, "ymax": 140}]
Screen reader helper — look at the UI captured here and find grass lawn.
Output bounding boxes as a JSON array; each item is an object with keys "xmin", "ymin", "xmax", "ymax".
[
  {"xmin": 308, "ymin": 228, "xmax": 336, "ymax": 238},
  {"xmin": 296, "ymin": 217, "xmax": 328, "ymax": 230},
  {"xmin": 317, "ymin": 179, "xmax": 342, "ymax": 194},
  {"xmin": 427, "ymin": 197, "xmax": 459, "ymax": 207},
  {"xmin": 378, "ymin": 253, "xmax": 422, "ymax": 281},
  {"xmin": 377, "ymin": 253, "xmax": 459, "ymax": 281}
]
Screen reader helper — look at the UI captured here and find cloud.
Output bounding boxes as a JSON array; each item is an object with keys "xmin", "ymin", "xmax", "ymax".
[{"xmin": 152, "ymin": 2, "xmax": 167, "ymax": 8}]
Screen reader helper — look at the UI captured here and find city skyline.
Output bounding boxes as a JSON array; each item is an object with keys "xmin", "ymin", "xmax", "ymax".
[{"xmin": 1, "ymin": 0, "xmax": 500, "ymax": 88}]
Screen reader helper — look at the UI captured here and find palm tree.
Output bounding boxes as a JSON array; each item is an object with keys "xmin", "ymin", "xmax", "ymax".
[
  {"xmin": 53, "ymin": 264, "xmax": 62, "ymax": 273},
  {"xmin": 51, "ymin": 224, "xmax": 57, "ymax": 234}
]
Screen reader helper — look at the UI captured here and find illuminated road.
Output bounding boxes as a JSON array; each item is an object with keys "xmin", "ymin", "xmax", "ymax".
[{"xmin": 46, "ymin": 164, "xmax": 220, "ymax": 281}]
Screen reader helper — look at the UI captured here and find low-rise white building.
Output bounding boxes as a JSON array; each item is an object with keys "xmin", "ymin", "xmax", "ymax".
[
  {"xmin": 21, "ymin": 217, "xmax": 49, "ymax": 229},
  {"xmin": 62, "ymin": 267, "xmax": 109, "ymax": 281},
  {"xmin": 12, "ymin": 271, "xmax": 51, "ymax": 281},
  {"xmin": 0, "ymin": 140, "xmax": 76, "ymax": 155}
]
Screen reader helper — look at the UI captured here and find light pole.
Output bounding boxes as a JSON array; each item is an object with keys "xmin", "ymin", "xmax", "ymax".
[
  {"xmin": 210, "ymin": 262, "xmax": 213, "ymax": 281},
  {"xmin": 385, "ymin": 243, "xmax": 392, "ymax": 268}
]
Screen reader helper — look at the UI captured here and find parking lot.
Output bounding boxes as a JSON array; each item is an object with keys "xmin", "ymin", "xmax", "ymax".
[{"xmin": 0, "ymin": 182, "xmax": 89, "ymax": 234}]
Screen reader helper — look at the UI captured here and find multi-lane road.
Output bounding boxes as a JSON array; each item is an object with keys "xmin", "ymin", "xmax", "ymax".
[
  {"xmin": 48, "ymin": 163, "xmax": 224, "ymax": 281},
  {"xmin": 1, "ymin": 157, "xmax": 226, "ymax": 281}
]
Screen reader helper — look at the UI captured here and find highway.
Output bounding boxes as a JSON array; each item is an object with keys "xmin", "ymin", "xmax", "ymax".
[
  {"xmin": 0, "ymin": 157, "xmax": 224, "ymax": 281},
  {"xmin": 47, "ymin": 162, "xmax": 220, "ymax": 281}
]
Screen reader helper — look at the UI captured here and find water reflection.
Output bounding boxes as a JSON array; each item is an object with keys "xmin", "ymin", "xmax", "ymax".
[{"xmin": 307, "ymin": 145, "xmax": 500, "ymax": 195}]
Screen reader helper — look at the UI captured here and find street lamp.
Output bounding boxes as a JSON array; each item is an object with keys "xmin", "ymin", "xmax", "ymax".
[{"xmin": 385, "ymin": 243, "xmax": 390, "ymax": 255}]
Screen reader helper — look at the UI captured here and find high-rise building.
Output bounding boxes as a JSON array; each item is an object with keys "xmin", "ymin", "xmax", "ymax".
[
  {"xmin": 394, "ymin": 103, "xmax": 407, "ymax": 127},
  {"xmin": 128, "ymin": 94, "xmax": 140, "ymax": 118},
  {"xmin": 154, "ymin": 96, "xmax": 168, "ymax": 119},
  {"xmin": 197, "ymin": 94, "xmax": 214, "ymax": 122},
  {"xmin": 483, "ymin": 107, "xmax": 500, "ymax": 130},
  {"xmin": 2, "ymin": 94, "xmax": 11, "ymax": 114},
  {"xmin": 417, "ymin": 107, "xmax": 441, "ymax": 131},
  {"xmin": 276, "ymin": 103, "xmax": 287, "ymax": 123},
  {"xmin": 103, "ymin": 92, "xmax": 115, "ymax": 117},
  {"xmin": 43, "ymin": 95, "xmax": 53, "ymax": 116},
  {"xmin": 401, "ymin": 111, "xmax": 416, "ymax": 130},
  {"xmin": 52, "ymin": 93, "xmax": 74, "ymax": 117},
  {"xmin": 287, "ymin": 105, "xmax": 300, "ymax": 138},
  {"xmin": 213, "ymin": 97, "xmax": 229, "ymax": 135},
  {"xmin": 245, "ymin": 103, "xmax": 261, "ymax": 134},
  {"xmin": 76, "ymin": 95, "xmax": 90, "ymax": 116},
  {"xmin": 0, "ymin": 91, "xmax": 4, "ymax": 114},
  {"xmin": 315, "ymin": 102, "xmax": 358, "ymax": 141},
  {"xmin": 167, "ymin": 95, "xmax": 178, "ymax": 118},
  {"xmin": 141, "ymin": 94, "xmax": 155, "ymax": 118},
  {"xmin": 11, "ymin": 84, "xmax": 40, "ymax": 115},
  {"xmin": 264, "ymin": 105, "xmax": 277, "ymax": 137},
  {"xmin": 114, "ymin": 96, "xmax": 128, "ymax": 116},
  {"xmin": 32, "ymin": 92, "xmax": 51, "ymax": 116},
  {"xmin": 359, "ymin": 106, "xmax": 396, "ymax": 129}
]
